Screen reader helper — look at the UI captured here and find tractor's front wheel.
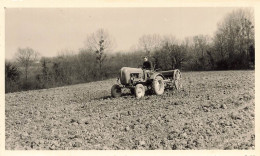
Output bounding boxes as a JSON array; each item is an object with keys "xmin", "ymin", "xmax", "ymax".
[
  {"xmin": 135, "ymin": 84, "xmax": 145, "ymax": 99},
  {"xmin": 153, "ymin": 76, "xmax": 165, "ymax": 95},
  {"xmin": 111, "ymin": 84, "xmax": 122, "ymax": 98}
]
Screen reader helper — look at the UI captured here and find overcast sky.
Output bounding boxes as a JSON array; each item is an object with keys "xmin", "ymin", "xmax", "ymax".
[{"xmin": 5, "ymin": 8, "xmax": 237, "ymax": 60}]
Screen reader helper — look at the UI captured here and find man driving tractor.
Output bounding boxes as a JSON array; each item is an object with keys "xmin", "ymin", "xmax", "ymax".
[
  {"xmin": 142, "ymin": 56, "xmax": 153, "ymax": 70},
  {"xmin": 142, "ymin": 56, "xmax": 153, "ymax": 79}
]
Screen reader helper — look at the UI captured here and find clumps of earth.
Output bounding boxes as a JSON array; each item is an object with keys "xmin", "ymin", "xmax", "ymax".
[{"xmin": 5, "ymin": 70, "xmax": 255, "ymax": 150}]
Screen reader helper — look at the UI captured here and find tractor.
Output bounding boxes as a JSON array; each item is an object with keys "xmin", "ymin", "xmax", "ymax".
[{"xmin": 111, "ymin": 67, "xmax": 182, "ymax": 99}]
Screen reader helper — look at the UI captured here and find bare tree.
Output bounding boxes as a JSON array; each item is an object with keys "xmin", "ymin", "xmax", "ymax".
[
  {"xmin": 162, "ymin": 42, "xmax": 186, "ymax": 69},
  {"xmin": 192, "ymin": 35, "xmax": 211, "ymax": 70},
  {"xmin": 15, "ymin": 47, "xmax": 39, "ymax": 81},
  {"xmin": 162, "ymin": 35, "xmax": 179, "ymax": 46},
  {"xmin": 138, "ymin": 34, "xmax": 161, "ymax": 57},
  {"xmin": 214, "ymin": 8, "xmax": 254, "ymax": 69},
  {"xmin": 85, "ymin": 28, "xmax": 115, "ymax": 72}
]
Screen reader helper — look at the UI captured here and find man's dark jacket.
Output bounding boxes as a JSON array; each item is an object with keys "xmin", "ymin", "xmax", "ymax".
[{"xmin": 143, "ymin": 61, "xmax": 153, "ymax": 70}]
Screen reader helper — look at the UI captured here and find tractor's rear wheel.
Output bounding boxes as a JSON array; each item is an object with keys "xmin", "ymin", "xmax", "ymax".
[
  {"xmin": 135, "ymin": 84, "xmax": 145, "ymax": 99},
  {"xmin": 111, "ymin": 84, "xmax": 122, "ymax": 98},
  {"xmin": 173, "ymin": 69, "xmax": 182, "ymax": 90},
  {"xmin": 153, "ymin": 76, "xmax": 165, "ymax": 95}
]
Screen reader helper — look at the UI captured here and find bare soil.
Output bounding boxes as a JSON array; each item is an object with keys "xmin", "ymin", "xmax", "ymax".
[{"xmin": 5, "ymin": 70, "xmax": 255, "ymax": 150}]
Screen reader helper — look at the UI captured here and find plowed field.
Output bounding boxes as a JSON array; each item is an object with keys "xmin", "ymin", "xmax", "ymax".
[{"xmin": 5, "ymin": 70, "xmax": 255, "ymax": 150}]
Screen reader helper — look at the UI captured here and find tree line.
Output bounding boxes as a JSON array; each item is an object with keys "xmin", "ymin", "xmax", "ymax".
[{"xmin": 5, "ymin": 9, "xmax": 254, "ymax": 93}]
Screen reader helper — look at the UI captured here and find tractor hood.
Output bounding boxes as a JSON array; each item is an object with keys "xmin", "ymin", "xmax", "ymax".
[{"xmin": 119, "ymin": 67, "xmax": 143, "ymax": 85}]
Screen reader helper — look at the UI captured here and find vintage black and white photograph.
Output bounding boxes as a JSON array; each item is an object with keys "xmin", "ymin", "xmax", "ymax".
[{"xmin": 4, "ymin": 7, "xmax": 255, "ymax": 150}]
